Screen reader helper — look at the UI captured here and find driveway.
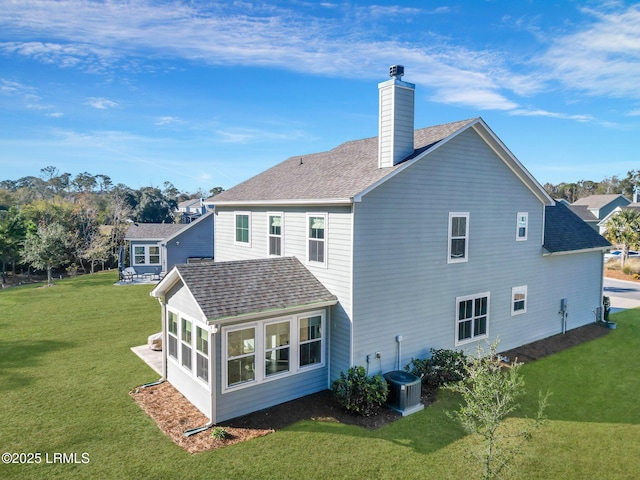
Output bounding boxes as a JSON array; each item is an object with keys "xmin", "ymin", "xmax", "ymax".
[{"xmin": 603, "ymin": 277, "xmax": 640, "ymax": 310}]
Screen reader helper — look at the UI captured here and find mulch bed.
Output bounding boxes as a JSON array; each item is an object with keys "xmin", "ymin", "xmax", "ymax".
[{"xmin": 130, "ymin": 322, "xmax": 610, "ymax": 454}]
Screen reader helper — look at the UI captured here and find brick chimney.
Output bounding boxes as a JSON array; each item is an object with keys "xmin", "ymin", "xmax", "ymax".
[{"xmin": 378, "ymin": 65, "xmax": 415, "ymax": 168}]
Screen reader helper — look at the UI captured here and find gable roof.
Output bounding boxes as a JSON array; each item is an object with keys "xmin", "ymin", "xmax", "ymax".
[
  {"xmin": 151, "ymin": 257, "xmax": 337, "ymax": 323},
  {"xmin": 572, "ymin": 194, "xmax": 630, "ymax": 210},
  {"xmin": 544, "ymin": 202, "xmax": 611, "ymax": 255},
  {"xmin": 567, "ymin": 204, "xmax": 599, "ymax": 222},
  {"xmin": 210, "ymin": 118, "xmax": 552, "ymax": 206},
  {"xmin": 125, "ymin": 222, "xmax": 185, "ymax": 241}
]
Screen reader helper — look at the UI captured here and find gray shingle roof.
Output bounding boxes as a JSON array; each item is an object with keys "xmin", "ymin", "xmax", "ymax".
[
  {"xmin": 544, "ymin": 202, "xmax": 611, "ymax": 254},
  {"xmin": 567, "ymin": 205, "xmax": 598, "ymax": 222},
  {"xmin": 125, "ymin": 223, "xmax": 186, "ymax": 240},
  {"xmin": 211, "ymin": 118, "xmax": 477, "ymax": 204},
  {"xmin": 173, "ymin": 257, "xmax": 337, "ymax": 321},
  {"xmin": 572, "ymin": 194, "xmax": 630, "ymax": 209}
]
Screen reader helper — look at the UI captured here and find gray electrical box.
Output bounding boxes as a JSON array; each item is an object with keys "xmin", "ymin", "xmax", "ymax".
[{"xmin": 560, "ymin": 298, "xmax": 568, "ymax": 312}]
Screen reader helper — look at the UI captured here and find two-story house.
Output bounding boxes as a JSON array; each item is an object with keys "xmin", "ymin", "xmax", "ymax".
[{"xmin": 150, "ymin": 66, "xmax": 610, "ymax": 425}]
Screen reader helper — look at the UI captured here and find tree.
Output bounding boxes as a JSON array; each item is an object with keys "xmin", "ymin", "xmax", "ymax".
[
  {"xmin": 209, "ymin": 186, "xmax": 225, "ymax": 197},
  {"xmin": 604, "ymin": 209, "xmax": 640, "ymax": 268},
  {"xmin": 22, "ymin": 222, "xmax": 69, "ymax": 286},
  {"xmin": 0, "ymin": 206, "xmax": 26, "ymax": 282},
  {"xmin": 446, "ymin": 340, "xmax": 549, "ymax": 480},
  {"xmin": 133, "ymin": 187, "xmax": 176, "ymax": 223}
]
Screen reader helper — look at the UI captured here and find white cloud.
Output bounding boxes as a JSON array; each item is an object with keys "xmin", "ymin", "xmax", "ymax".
[
  {"xmin": 86, "ymin": 97, "xmax": 118, "ymax": 109},
  {"xmin": 154, "ymin": 116, "xmax": 184, "ymax": 126}
]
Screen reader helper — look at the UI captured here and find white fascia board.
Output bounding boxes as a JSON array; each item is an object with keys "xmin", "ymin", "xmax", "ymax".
[
  {"xmin": 212, "ymin": 198, "xmax": 353, "ymax": 207},
  {"xmin": 149, "ymin": 267, "xmax": 209, "ymax": 322},
  {"xmin": 543, "ymin": 246, "xmax": 610, "ymax": 256},
  {"xmin": 208, "ymin": 299, "xmax": 338, "ymax": 325}
]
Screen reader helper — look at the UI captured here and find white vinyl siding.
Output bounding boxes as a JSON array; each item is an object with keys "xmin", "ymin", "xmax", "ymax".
[
  {"xmin": 448, "ymin": 212, "xmax": 469, "ymax": 263},
  {"xmin": 512, "ymin": 286, "xmax": 527, "ymax": 315},
  {"xmin": 516, "ymin": 212, "xmax": 528, "ymax": 241}
]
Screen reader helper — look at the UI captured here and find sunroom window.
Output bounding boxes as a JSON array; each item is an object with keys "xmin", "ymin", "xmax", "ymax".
[
  {"xmin": 181, "ymin": 318, "xmax": 192, "ymax": 371},
  {"xmin": 299, "ymin": 315, "xmax": 322, "ymax": 367},
  {"xmin": 196, "ymin": 326, "xmax": 208, "ymax": 383},
  {"xmin": 167, "ymin": 311, "xmax": 178, "ymax": 360},
  {"xmin": 226, "ymin": 327, "xmax": 256, "ymax": 387},
  {"xmin": 265, "ymin": 321, "xmax": 290, "ymax": 376}
]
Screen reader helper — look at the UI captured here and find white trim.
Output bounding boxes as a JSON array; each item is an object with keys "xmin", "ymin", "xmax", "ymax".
[
  {"xmin": 221, "ymin": 310, "xmax": 327, "ymax": 394},
  {"xmin": 448, "ymin": 212, "xmax": 469, "ymax": 264},
  {"xmin": 543, "ymin": 246, "xmax": 610, "ymax": 256},
  {"xmin": 511, "ymin": 285, "xmax": 528, "ymax": 316},
  {"xmin": 306, "ymin": 213, "xmax": 328, "ymax": 268},
  {"xmin": 267, "ymin": 212, "xmax": 284, "ymax": 257},
  {"xmin": 234, "ymin": 211, "xmax": 252, "ymax": 247},
  {"xmin": 455, "ymin": 292, "xmax": 490, "ymax": 346},
  {"xmin": 214, "ymin": 198, "xmax": 353, "ymax": 207},
  {"xmin": 132, "ymin": 243, "xmax": 161, "ymax": 266},
  {"xmin": 516, "ymin": 212, "xmax": 528, "ymax": 241}
]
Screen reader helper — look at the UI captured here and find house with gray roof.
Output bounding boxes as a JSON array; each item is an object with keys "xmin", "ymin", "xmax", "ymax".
[
  {"xmin": 124, "ymin": 212, "xmax": 214, "ymax": 278},
  {"xmin": 572, "ymin": 194, "xmax": 630, "ymax": 224},
  {"xmin": 150, "ymin": 66, "xmax": 610, "ymax": 425}
]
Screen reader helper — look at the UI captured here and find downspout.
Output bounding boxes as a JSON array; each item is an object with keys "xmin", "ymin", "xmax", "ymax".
[{"xmin": 184, "ymin": 324, "xmax": 218, "ymax": 437}]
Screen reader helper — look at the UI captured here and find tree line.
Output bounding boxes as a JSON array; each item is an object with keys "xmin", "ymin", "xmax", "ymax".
[
  {"xmin": 0, "ymin": 166, "xmax": 223, "ymax": 285},
  {"xmin": 542, "ymin": 170, "xmax": 640, "ymax": 203}
]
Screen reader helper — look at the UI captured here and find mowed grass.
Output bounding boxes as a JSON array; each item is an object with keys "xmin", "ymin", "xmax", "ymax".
[{"xmin": 1, "ymin": 272, "xmax": 639, "ymax": 479}]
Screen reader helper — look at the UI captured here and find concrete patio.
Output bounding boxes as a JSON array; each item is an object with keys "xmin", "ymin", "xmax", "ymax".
[{"xmin": 131, "ymin": 345, "xmax": 162, "ymax": 375}]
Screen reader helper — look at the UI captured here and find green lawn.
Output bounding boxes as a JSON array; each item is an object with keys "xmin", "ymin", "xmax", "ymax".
[{"xmin": 1, "ymin": 272, "xmax": 639, "ymax": 479}]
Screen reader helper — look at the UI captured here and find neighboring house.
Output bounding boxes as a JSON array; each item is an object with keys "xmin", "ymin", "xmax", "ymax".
[
  {"xmin": 151, "ymin": 67, "xmax": 610, "ymax": 424},
  {"xmin": 597, "ymin": 203, "xmax": 640, "ymax": 236},
  {"xmin": 124, "ymin": 212, "xmax": 214, "ymax": 277},
  {"xmin": 567, "ymin": 204, "xmax": 600, "ymax": 231},
  {"xmin": 572, "ymin": 194, "xmax": 630, "ymax": 225},
  {"xmin": 176, "ymin": 198, "xmax": 207, "ymax": 224}
]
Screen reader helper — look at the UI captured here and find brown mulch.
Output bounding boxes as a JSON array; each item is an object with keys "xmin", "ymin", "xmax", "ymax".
[{"xmin": 130, "ymin": 323, "xmax": 610, "ymax": 454}]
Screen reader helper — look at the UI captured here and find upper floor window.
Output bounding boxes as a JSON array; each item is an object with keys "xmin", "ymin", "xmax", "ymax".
[
  {"xmin": 456, "ymin": 292, "xmax": 489, "ymax": 345},
  {"xmin": 448, "ymin": 213, "xmax": 469, "ymax": 263},
  {"xmin": 308, "ymin": 214, "xmax": 326, "ymax": 266},
  {"xmin": 268, "ymin": 213, "xmax": 283, "ymax": 256},
  {"xmin": 516, "ymin": 212, "xmax": 528, "ymax": 241},
  {"xmin": 512, "ymin": 286, "xmax": 527, "ymax": 315},
  {"xmin": 133, "ymin": 245, "xmax": 160, "ymax": 265},
  {"xmin": 235, "ymin": 212, "xmax": 251, "ymax": 245}
]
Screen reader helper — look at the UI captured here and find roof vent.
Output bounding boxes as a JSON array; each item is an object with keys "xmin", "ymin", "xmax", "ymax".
[{"xmin": 389, "ymin": 64, "xmax": 404, "ymax": 79}]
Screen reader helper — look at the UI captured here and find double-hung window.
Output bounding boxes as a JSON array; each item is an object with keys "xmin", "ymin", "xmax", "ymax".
[
  {"xmin": 181, "ymin": 318, "xmax": 193, "ymax": 371},
  {"xmin": 265, "ymin": 321, "xmax": 290, "ymax": 376},
  {"xmin": 448, "ymin": 213, "xmax": 469, "ymax": 263},
  {"xmin": 226, "ymin": 327, "xmax": 256, "ymax": 387},
  {"xmin": 512, "ymin": 286, "xmax": 527, "ymax": 315},
  {"xmin": 456, "ymin": 293, "xmax": 489, "ymax": 345},
  {"xmin": 167, "ymin": 311, "xmax": 178, "ymax": 360},
  {"xmin": 133, "ymin": 245, "xmax": 160, "ymax": 265},
  {"xmin": 235, "ymin": 212, "xmax": 251, "ymax": 245},
  {"xmin": 195, "ymin": 326, "xmax": 209, "ymax": 383},
  {"xmin": 268, "ymin": 213, "xmax": 283, "ymax": 256},
  {"xmin": 308, "ymin": 214, "xmax": 326, "ymax": 266},
  {"xmin": 516, "ymin": 212, "xmax": 528, "ymax": 241},
  {"xmin": 299, "ymin": 315, "xmax": 322, "ymax": 367}
]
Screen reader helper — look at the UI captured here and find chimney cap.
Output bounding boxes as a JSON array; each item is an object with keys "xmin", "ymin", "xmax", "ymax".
[{"xmin": 389, "ymin": 65, "xmax": 404, "ymax": 79}]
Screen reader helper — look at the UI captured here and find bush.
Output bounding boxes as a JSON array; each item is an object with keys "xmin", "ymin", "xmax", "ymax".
[
  {"xmin": 406, "ymin": 348, "xmax": 468, "ymax": 390},
  {"xmin": 211, "ymin": 426, "xmax": 229, "ymax": 441},
  {"xmin": 331, "ymin": 366, "xmax": 388, "ymax": 416}
]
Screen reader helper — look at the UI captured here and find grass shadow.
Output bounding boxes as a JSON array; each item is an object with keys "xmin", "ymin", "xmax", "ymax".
[{"xmin": 0, "ymin": 338, "xmax": 74, "ymax": 391}]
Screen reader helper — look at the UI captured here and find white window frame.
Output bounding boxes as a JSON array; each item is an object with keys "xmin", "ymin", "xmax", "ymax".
[
  {"xmin": 516, "ymin": 212, "xmax": 528, "ymax": 241},
  {"xmin": 132, "ymin": 244, "xmax": 161, "ymax": 266},
  {"xmin": 298, "ymin": 314, "xmax": 324, "ymax": 369},
  {"xmin": 181, "ymin": 317, "xmax": 193, "ymax": 371},
  {"xmin": 234, "ymin": 211, "xmax": 251, "ymax": 246},
  {"xmin": 195, "ymin": 326, "xmax": 209, "ymax": 384},
  {"xmin": 167, "ymin": 310, "xmax": 178, "ymax": 360},
  {"xmin": 455, "ymin": 292, "xmax": 490, "ymax": 346},
  {"xmin": 222, "ymin": 310, "xmax": 326, "ymax": 393},
  {"xmin": 307, "ymin": 213, "xmax": 327, "ymax": 267},
  {"xmin": 264, "ymin": 319, "xmax": 290, "ymax": 377},
  {"xmin": 166, "ymin": 308, "xmax": 210, "ymax": 385},
  {"xmin": 267, "ymin": 212, "xmax": 284, "ymax": 257},
  {"xmin": 448, "ymin": 212, "xmax": 469, "ymax": 264},
  {"xmin": 511, "ymin": 286, "xmax": 528, "ymax": 315}
]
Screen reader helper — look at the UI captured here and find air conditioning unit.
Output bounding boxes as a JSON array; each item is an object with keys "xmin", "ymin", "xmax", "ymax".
[{"xmin": 383, "ymin": 370, "xmax": 424, "ymax": 416}]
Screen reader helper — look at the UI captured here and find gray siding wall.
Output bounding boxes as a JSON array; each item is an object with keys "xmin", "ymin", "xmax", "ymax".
[
  {"xmin": 214, "ymin": 206, "xmax": 354, "ymax": 381},
  {"xmin": 351, "ymin": 127, "xmax": 600, "ymax": 371},
  {"xmin": 166, "ymin": 214, "xmax": 214, "ymax": 271}
]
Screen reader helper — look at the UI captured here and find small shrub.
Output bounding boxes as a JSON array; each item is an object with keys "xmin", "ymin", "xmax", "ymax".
[
  {"xmin": 331, "ymin": 366, "xmax": 388, "ymax": 416},
  {"xmin": 623, "ymin": 264, "xmax": 633, "ymax": 275},
  {"xmin": 211, "ymin": 426, "xmax": 229, "ymax": 441},
  {"xmin": 406, "ymin": 348, "xmax": 468, "ymax": 390}
]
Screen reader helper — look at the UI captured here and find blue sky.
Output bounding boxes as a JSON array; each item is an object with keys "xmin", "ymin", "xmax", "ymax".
[{"xmin": 1, "ymin": 1, "xmax": 639, "ymax": 193}]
